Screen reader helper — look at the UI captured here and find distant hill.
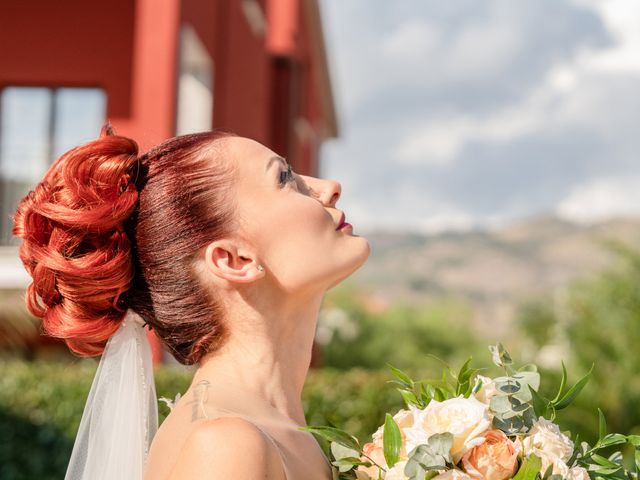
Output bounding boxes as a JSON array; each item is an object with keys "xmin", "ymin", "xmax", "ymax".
[{"xmin": 349, "ymin": 214, "xmax": 640, "ymax": 336}]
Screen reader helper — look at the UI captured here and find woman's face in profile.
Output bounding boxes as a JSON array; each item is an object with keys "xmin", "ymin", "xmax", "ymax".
[{"xmin": 224, "ymin": 136, "xmax": 371, "ymax": 294}]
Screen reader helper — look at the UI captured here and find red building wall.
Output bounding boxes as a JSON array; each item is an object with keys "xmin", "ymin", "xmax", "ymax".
[
  {"xmin": 0, "ymin": 0, "xmax": 135, "ymax": 118},
  {"xmin": 0, "ymin": 0, "xmax": 337, "ymax": 365}
]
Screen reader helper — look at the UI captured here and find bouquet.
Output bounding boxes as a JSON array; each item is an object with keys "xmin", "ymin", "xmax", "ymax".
[{"xmin": 301, "ymin": 344, "xmax": 640, "ymax": 480}]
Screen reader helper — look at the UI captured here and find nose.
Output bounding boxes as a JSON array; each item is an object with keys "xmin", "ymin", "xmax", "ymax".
[
  {"xmin": 315, "ymin": 178, "xmax": 341, "ymax": 207},
  {"xmin": 301, "ymin": 174, "xmax": 341, "ymax": 207}
]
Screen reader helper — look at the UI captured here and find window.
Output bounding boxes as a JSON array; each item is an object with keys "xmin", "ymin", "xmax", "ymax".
[
  {"xmin": 176, "ymin": 24, "xmax": 213, "ymax": 135},
  {"xmin": 0, "ymin": 86, "xmax": 106, "ymax": 246}
]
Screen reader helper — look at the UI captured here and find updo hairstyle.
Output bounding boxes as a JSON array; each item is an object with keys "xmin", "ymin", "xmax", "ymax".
[{"xmin": 12, "ymin": 124, "xmax": 239, "ymax": 365}]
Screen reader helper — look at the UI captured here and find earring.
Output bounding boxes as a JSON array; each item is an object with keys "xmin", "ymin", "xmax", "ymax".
[{"xmin": 256, "ymin": 265, "xmax": 264, "ymax": 272}]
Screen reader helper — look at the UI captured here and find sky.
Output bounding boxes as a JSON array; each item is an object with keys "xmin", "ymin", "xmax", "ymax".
[{"xmin": 317, "ymin": 0, "xmax": 640, "ymax": 234}]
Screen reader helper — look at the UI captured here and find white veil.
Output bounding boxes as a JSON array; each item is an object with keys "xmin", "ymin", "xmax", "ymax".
[{"xmin": 64, "ymin": 308, "xmax": 159, "ymax": 480}]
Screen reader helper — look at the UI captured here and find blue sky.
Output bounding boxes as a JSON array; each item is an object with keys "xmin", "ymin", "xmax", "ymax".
[{"xmin": 318, "ymin": 0, "xmax": 640, "ymax": 233}]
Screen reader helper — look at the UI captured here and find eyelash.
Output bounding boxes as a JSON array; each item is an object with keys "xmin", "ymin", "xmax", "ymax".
[{"xmin": 279, "ymin": 164, "xmax": 295, "ymax": 186}]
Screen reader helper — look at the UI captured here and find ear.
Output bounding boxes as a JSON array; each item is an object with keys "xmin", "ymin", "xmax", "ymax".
[{"xmin": 203, "ymin": 239, "xmax": 265, "ymax": 286}]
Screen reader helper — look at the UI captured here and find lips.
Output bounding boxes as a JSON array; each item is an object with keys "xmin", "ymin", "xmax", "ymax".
[{"xmin": 336, "ymin": 212, "xmax": 346, "ymax": 230}]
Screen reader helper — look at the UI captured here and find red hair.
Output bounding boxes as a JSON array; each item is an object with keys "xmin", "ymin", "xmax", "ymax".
[{"xmin": 12, "ymin": 124, "xmax": 238, "ymax": 364}]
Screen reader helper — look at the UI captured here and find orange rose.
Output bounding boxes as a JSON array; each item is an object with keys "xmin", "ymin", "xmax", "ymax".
[
  {"xmin": 356, "ymin": 441, "xmax": 387, "ymax": 478},
  {"xmin": 461, "ymin": 429, "xmax": 520, "ymax": 480}
]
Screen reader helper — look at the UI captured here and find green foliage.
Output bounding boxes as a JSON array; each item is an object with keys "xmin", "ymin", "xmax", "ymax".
[
  {"xmin": 0, "ymin": 359, "xmax": 407, "ymax": 478},
  {"xmin": 516, "ymin": 239, "xmax": 640, "ymax": 443},
  {"xmin": 320, "ymin": 285, "xmax": 483, "ymax": 371}
]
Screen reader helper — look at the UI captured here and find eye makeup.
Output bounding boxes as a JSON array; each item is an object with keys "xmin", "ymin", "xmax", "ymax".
[{"xmin": 278, "ymin": 163, "xmax": 296, "ymax": 187}]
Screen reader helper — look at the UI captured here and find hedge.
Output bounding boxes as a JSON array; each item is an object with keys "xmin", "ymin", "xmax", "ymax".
[{"xmin": 0, "ymin": 358, "xmax": 409, "ymax": 479}]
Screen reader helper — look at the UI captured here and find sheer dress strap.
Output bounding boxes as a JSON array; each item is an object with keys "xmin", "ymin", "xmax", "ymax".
[{"xmin": 198, "ymin": 405, "xmax": 291, "ymax": 480}]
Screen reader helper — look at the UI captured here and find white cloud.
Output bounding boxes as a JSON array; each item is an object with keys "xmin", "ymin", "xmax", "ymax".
[
  {"xmin": 393, "ymin": 85, "xmax": 557, "ymax": 166},
  {"xmin": 321, "ymin": 0, "xmax": 640, "ymax": 231},
  {"xmin": 380, "ymin": 19, "xmax": 440, "ymax": 61},
  {"xmin": 555, "ymin": 176, "xmax": 640, "ymax": 223},
  {"xmin": 572, "ymin": 0, "xmax": 640, "ymax": 73}
]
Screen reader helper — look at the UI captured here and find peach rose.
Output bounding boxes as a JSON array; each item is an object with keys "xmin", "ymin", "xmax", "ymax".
[
  {"xmin": 356, "ymin": 441, "xmax": 388, "ymax": 478},
  {"xmin": 461, "ymin": 429, "xmax": 520, "ymax": 480}
]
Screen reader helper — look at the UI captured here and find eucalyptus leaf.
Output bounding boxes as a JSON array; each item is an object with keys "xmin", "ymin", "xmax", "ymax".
[
  {"xmin": 331, "ymin": 442, "xmax": 360, "ymax": 462},
  {"xmin": 512, "ymin": 371, "xmax": 541, "ymax": 392},
  {"xmin": 428, "ymin": 432, "xmax": 454, "ymax": 463},
  {"xmin": 498, "ymin": 382, "xmax": 521, "ymax": 394},
  {"xmin": 331, "ymin": 456, "xmax": 365, "ymax": 473},
  {"xmin": 489, "ymin": 343, "xmax": 513, "ymax": 367},
  {"xmin": 490, "ymin": 395, "xmax": 512, "ymax": 413}
]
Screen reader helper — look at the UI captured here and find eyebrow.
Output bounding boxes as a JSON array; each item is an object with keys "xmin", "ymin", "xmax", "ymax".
[{"xmin": 265, "ymin": 155, "xmax": 288, "ymax": 172}]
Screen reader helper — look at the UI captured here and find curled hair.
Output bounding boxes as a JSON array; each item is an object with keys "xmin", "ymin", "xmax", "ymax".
[{"xmin": 13, "ymin": 124, "xmax": 239, "ymax": 364}]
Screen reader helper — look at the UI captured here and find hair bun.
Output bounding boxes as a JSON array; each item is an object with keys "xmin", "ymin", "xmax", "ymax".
[{"xmin": 12, "ymin": 124, "xmax": 142, "ymax": 357}]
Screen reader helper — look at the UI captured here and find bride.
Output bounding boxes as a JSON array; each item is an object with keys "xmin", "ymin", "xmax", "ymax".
[{"xmin": 12, "ymin": 125, "xmax": 371, "ymax": 479}]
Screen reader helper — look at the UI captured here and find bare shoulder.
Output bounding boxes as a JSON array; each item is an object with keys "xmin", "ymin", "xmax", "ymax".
[{"xmin": 166, "ymin": 416, "xmax": 286, "ymax": 480}]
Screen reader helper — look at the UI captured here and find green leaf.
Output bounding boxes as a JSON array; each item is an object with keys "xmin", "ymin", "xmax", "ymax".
[
  {"xmin": 551, "ymin": 361, "xmax": 568, "ymax": 404},
  {"xmin": 597, "ymin": 433, "xmax": 627, "ymax": 448},
  {"xmin": 298, "ymin": 426, "xmax": 360, "ymax": 451},
  {"xmin": 455, "ymin": 357, "xmax": 476, "ymax": 396},
  {"xmin": 398, "ymin": 388, "xmax": 419, "ymax": 407},
  {"xmin": 529, "ymin": 386, "xmax": 550, "ymax": 418},
  {"xmin": 591, "ymin": 466, "xmax": 622, "ymax": 475},
  {"xmin": 598, "ymin": 408, "xmax": 607, "ymax": 441},
  {"xmin": 387, "ymin": 364, "xmax": 415, "ymax": 388},
  {"xmin": 513, "ymin": 455, "xmax": 543, "ymax": 480},
  {"xmin": 383, "ymin": 413, "xmax": 402, "ymax": 468},
  {"xmin": 554, "ymin": 364, "xmax": 593, "ymax": 410},
  {"xmin": 627, "ymin": 435, "xmax": 640, "ymax": 447},
  {"xmin": 592, "ymin": 453, "xmax": 619, "ymax": 468}
]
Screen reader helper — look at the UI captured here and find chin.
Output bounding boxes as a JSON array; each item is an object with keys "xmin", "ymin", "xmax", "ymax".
[{"xmin": 326, "ymin": 243, "xmax": 371, "ymax": 290}]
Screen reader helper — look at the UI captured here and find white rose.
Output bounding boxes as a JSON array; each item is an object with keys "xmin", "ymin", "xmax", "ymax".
[
  {"xmin": 433, "ymin": 469, "xmax": 473, "ymax": 480},
  {"xmin": 404, "ymin": 396, "xmax": 491, "ymax": 463},
  {"xmin": 474, "ymin": 375, "xmax": 498, "ymax": 405},
  {"xmin": 566, "ymin": 466, "xmax": 590, "ymax": 480},
  {"xmin": 522, "ymin": 417, "xmax": 574, "ymax": 475},
  {"xmin": 384, "ymin": 460, "xmax": 409, "ymax": 480}
]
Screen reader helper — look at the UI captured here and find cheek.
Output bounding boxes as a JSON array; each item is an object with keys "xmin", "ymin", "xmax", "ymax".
[{"xmin": 263, "ymin": 200, "xmax": 335, "ymax": 270}]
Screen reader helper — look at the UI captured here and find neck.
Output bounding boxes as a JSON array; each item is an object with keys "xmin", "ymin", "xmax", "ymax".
[{"xmin": 189, "ymin": 288, "xmax": 325, "ymax": 426}]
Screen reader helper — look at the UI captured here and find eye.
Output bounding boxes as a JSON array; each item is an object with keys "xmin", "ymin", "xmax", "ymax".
[{"xmin": 278, "ymin": 164, "xmax": 296, "ymax": 187}]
